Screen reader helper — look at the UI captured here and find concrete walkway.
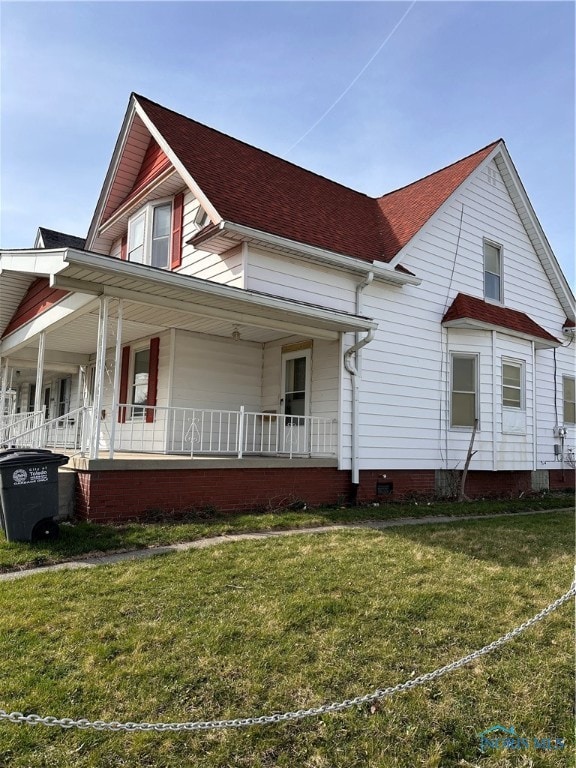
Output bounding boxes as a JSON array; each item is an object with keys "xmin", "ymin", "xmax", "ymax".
[{"xmin": 1, "ymin": 508, "xmax": 572, "ymax": 582}]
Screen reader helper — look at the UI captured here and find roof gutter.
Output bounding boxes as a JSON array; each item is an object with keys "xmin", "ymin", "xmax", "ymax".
[
  {"xmin": 189, "ymin": 221, "xmax": 422, "ymax": 287},
  {"xmin": 58, "ymin": 249, "xmax": 378, "ymax": 333}
]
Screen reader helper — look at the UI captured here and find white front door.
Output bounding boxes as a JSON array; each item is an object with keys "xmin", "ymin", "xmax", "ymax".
[{"xmin": 280, "ymin": 349, "xmax": 311, "ymax": 454}]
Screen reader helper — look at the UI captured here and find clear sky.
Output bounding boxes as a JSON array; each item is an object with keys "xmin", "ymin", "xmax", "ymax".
[{"xmin": 1, "ymin": 1, "xmax": 574, "ymax": 284}]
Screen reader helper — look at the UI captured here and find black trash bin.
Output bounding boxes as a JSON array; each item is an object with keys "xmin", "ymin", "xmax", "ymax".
[{"xmin": 0, "ymin": 448, "xmax": 69, "ymax": 542}]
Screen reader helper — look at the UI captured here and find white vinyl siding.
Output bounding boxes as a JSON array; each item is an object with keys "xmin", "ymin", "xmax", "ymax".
[
  {"xmin": 178, "ymin": 191, "xmax": 244, "ymax": 286},
  {"xmin": 240, "ymin": 156, "xmax": 572, "ymax": 472}
]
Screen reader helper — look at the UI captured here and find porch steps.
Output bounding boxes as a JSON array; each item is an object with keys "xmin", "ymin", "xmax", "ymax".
[{"xmin": 57, "ymin": 468, "xmax": 76, "ymax": 520}]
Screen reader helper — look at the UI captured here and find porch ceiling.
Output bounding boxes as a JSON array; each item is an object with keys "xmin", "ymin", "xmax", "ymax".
[{"xmin": 24, "ymin": 301, "xmax": 290, "ymax": 357}]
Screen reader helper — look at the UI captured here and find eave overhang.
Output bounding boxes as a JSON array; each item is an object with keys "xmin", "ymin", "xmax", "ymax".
[
  {"xmin": 0, "ymin": 249, "xmax": 377, "ymax": 352},
  {"xmin": 188, "ymin": 221, "xmax": 422, "ymax": 287}
]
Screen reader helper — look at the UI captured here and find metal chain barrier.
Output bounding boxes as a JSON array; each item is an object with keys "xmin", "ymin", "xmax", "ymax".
[{"xmin": 1, "ymin": 582, "xmax": 574, "ymax": 733}]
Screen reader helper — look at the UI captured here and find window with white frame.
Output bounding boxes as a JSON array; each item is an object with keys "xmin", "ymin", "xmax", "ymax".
[
  {"xmin": 564, "ymin": 376, "xmax": 575, "ymax": 424},
  {"xmin": 127, "ymin": 201, "xmax": 172, "ymax": 268},
  {"xmin": 484, "ymin": 240, "xmax": 502, "ymax": 302},
  {"xmin": 451, "ymin": 354, "xmax": 478, "ymax": 428},
  {"xmin": 502, "ymin": 360, "xmax": 524, "ymax": 409}
]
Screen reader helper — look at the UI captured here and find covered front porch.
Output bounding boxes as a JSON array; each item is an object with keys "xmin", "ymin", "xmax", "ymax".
[{"xmin": 1, "ymin": 249, "xmax": 376, "ymax": 465}]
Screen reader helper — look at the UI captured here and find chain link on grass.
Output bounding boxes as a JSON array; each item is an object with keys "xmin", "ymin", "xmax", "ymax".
[{"xmin": 1, "ymin": 583, "xmax": 574, "ymax": 733}]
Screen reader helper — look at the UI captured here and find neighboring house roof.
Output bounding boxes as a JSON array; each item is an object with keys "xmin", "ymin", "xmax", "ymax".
[
  {"xmin": 442, "ymin": 293, "xmax": 560, "ymax": 345},
  {"xmin": 36, "ymin": 227, "xmax": 86, "ymax": 250},
  {"xmin": 133, "ymin": 94, "xmax": 499, "ymax": 264}
]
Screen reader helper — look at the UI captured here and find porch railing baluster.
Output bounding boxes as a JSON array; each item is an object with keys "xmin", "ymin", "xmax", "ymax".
[{"xmin": 3, "ymin": 404, "xmax": 337, "ymax": 459}]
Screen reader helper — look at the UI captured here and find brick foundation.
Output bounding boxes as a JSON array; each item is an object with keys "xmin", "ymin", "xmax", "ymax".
[
  {"xmin": 356, "ymin": 470, "xmax": 436, "ymax": 503},
  {"xmin": 73, "ymin": 465, "xmax": 574, "ymax": 523},
  {"xmin": 75, "ymin": 466, "xmax": 352, "ymax": 522},
  {"xmin": 549, "ymin": 469, "xmax": 576, "ymax": 492}
]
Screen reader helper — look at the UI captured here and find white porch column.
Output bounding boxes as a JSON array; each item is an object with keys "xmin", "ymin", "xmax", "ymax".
[
  {"xmin": 75, "ymin": 366, "xmax": 85, "ymax": 411},
  {"xmin": 34, "ymin": 332, "xmax": 46, "ymax": 415},
  {"xmin": 107, "ymin": 299, "xmax": 124, "ymax": 460},
  {"xmin": 75, "ymin": 364, "xmax": 87, "ymax": 456},
  {"xmin": 0, "ymin": 358, "xmax": 9, "ymax": 417},
  {"xmin": 90, "ymin": 297, "xmax": 110, "ymax": 459}
]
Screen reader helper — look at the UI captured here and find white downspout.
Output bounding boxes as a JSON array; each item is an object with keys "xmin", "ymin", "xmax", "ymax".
[{"xmin": 344, "ymin": 271, "xmax": 374, "ymax": 487}]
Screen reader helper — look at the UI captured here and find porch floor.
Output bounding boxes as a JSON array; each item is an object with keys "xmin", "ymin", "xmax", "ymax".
[{"xmin": 66, "ymin": 452, "xmax": 339, "ymax": 471}]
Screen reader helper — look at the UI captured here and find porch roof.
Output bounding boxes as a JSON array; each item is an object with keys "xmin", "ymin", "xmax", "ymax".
[{"xmin": 0, "ymin": 248, "xmax": 377, "ymax": 357}]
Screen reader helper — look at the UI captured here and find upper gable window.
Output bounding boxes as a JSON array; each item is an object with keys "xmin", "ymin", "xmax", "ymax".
[
  {"xmin": 484, "ymin": 240, "xmax": 502, "ymax": 302},
  {"xmin": 128, "ymin": 201, "xmax": 172, "ymax": 269}
]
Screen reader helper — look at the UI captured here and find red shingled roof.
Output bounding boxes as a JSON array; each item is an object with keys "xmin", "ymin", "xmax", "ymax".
[
  {"xmin": 376, "ymin": 143, "xmax": 498, "ymax": 261},
  {"xmin": 134, "ymin": 94, "xmax": 499, "ymax": 264},
  {"xmin": 442, "ymin": 293, "xmax": 559, "ymax": 344}
]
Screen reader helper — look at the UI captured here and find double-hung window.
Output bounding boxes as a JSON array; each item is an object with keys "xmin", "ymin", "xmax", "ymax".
[
  {"xmin": 484, "ymin": 240, "xmax": 502, "ymax": 302},
  {"xmin": 564, "ymin": 376, "xmax": 575, "ymax": 424},
  {"xmin": 127, "ymin": 201, "xmax": 172, "ymax": 268},
  {"xmin": 451, "ymin": 354, "xmax": 478, "ymax": 428},
  {"xmin": 502, "ymin": 361, "xmax": 523, "ymax": 409}
]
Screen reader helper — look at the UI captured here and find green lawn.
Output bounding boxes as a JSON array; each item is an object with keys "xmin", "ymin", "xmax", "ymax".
[
  {"xmin": 0, "ymin": 512, "xmax": 573, "ymax": 767},
  {"xmin": 0, "ymin": 493, "xmax": 572, "ymax": 572}
]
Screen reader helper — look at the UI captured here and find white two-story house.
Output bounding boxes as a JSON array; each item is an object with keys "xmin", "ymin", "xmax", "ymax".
[{"xmin": 1, "ymin": 93, "xmax": 574, "ymax": 520}]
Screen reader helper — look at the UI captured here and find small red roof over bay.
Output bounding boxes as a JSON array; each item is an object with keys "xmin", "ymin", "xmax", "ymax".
[
  {"xmin": 442, "ymin": 293, "xmax": 559, "ymax": 344},
  {"xmin": 135, "ymin": 94, "xmax": 500, "ymax": 264}
]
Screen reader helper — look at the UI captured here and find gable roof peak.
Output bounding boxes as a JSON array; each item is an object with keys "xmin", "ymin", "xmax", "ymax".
[
  {"xmin": 133, "ymin": 92, "xmax": 373, "ymax": 202},
  {"xmin": 377, "ymin": 139, "xmax": 503, "ymax": 201}
]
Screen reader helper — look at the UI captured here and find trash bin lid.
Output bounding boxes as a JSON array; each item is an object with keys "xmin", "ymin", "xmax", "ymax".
[{"xmin": 0, "ymin": 449, "xmax": 69, "ymax": 467}]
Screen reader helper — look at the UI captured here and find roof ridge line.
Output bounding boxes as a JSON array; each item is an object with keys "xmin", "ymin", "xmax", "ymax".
[{"xmin": 133, "ymin": 93, "xmax": 375, "ymax": 202}]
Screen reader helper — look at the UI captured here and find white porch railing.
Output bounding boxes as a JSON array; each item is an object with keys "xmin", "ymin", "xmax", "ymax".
[
  {"xmin": 111, "ymin": 404, "xmax": 337, "ymax": 458},
  {"xmin": 1, "ymin": 405, "xmax": 337, "ymax": 459},
  {"xmin": 0, "ymin": 407, "xmax": 92, "ymax": 453},
  {"xmin": 0, "ymin": 410, "xmax": 45, "ymax": 447}
]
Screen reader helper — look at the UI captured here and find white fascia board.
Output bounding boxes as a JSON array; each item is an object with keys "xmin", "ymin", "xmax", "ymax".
[
  {"xmin": 0, "ymin": 293, "xmax": 97, "ymax": 355},
  {"xmin": 493, "ymin": 146, "xmax": 575, "ymax": 319},
  {"xmin": 133, "ymin": 99, "xmax": 222, "ymax": 226},
  {"xmin": 98, "ymin": 168, "xmax": 178, "ymax": 234},
  {"xmin": 86, "ymin": 98, "xmax": 138, "ymax": 250},
  {"xmin": 0, "ymin": 249, "xmax": 68, "ymax": 276},
  {"xmin": 62, "ymin": 250, "xmax": 378, "ymax": 331},
  {"xmin": 387, "ymin": 143, "xmax": 504, "ymax": 271},
  {"xmin": 219, "ymin": 222, "xmax": 422, "ymax": 286}
]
